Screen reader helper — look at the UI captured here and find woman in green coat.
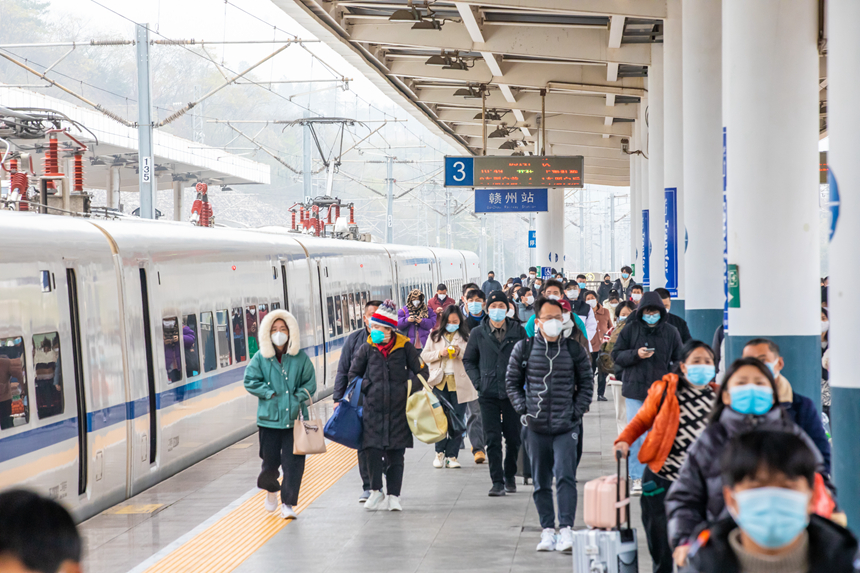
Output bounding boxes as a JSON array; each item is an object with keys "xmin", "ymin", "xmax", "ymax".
[{"xmin": 243, "ymin": 309, "xmax": 317, "ymax": 520}]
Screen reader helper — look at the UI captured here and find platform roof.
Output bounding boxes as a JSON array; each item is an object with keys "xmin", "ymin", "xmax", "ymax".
[
  {"xmin": 271, "ymin": 0, "xmax": 664, "ymax": 186},
  {"xmin": 0, "ymin": 86, "xmax": 270, "ymax": 191}
]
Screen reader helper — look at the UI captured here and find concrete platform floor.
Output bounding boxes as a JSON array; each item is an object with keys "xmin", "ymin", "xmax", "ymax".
[{"xmin": 80, "ymin": 394, "xmax": 653, "ymax": 573}]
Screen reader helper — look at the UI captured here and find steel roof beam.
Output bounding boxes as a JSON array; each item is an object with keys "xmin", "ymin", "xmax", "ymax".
[
  {"xmin": 438, "ymin": 110, "xmax": 633, "ymax": 136},
  {"xmin": 333, "ymin": 0, "xmax": 666, "ymax": 19},
  {"xmin": 419, "ymin": 88, "xmax": 638, "ymax": 119}
]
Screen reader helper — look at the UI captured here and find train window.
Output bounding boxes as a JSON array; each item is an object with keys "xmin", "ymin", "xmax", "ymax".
[
  {"xmin": 199, "ymin": 312, "xmax": 217, "ymax": 373},
  {"xmin": 342, "ymin": 295, "xmax": 352, "ymax": 333},
  {"xmin": 32, "ymin": 332, "xmax": 64, "ymax": 419},
  {"xmin": 360, "ymin": 291, "xmax": 368, "ymax": 313},
  {"xmin": 232, "ymin": 308, "xmax": 247, "ymax": 362},
  {"xmin": 215, "ymin": 310, "xmax": 233, "ymax": 368},
  {"xmin": 0, "ymin": 336, "xmax": 29, "ymax": 429},
  {"xmin": 182, "ymin": 314, "xmax": 201, "ymax": 377},
  {"xmin": 281, "ymin": 264, "xmax": 290, "ymax": 311},
  {"xmin": 245, "ymin": 307, "xmax": 259, "ymax": 359},
  {"xmin": 40, "ymin": 271, "xmax": 52, "ymax": 293},
  {"xmin": 326, "ymin": 297, "xmax": 335, "ymax": 337},
  {"xmin": 271, "ymin": 302, "xmax": 281, "ymax": 310},
  {"xmin": 162, "ymin": 317, "xmax": 183, "ymax": 384},
  {"xmin": 334, "ymin": 295, "xmax": 344, "ymax": 336},
  {"xmin": 348, "ymin": 293, "xmax": 357, "ymax": 331},
  {"xmin": 258, "ymin": 304, "xmax": 269, "ymax": 324}
]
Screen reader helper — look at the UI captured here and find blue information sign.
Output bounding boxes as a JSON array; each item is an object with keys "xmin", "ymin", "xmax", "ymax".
[
  {"xmin": 642, "ymin": 210, "xmax": 650, "ymax": 288},
  {"xmin": 664, "ymin": 188, "xmax": 678, "ymax": 297},
  {"xmin": 474, "ymin": 189, "xmax": 548, "ymax": 213},
  {"xmin": 445, "ymin": 156, "xmax": 473, "ymax": 187},
  {"xmin": 528, "ymin": 230, "xmax": 536, "ymax": 248}
]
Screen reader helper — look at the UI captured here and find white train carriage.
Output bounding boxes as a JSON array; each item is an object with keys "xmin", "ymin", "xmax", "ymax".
[{"xmin": 0, "ymin": 211, "xmax": 479, "ymax": 521}]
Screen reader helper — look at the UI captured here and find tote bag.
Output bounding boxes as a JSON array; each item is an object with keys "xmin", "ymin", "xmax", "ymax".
[
  {"xmin": 293, "ymin": 389, "xmax": 327, "ymax": 455},
  {"xmin": 323, "ymin": 377, "xmax": 363, "ymax": 449},
  {"xmin": 406, "ymin": 374, "xmax": 448, "ymax": 444}
]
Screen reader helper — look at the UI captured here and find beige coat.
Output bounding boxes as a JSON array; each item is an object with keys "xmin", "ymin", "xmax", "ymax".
[{"xmin": 420, "ymin": 331, "xmax": 478, "ymax": 404}]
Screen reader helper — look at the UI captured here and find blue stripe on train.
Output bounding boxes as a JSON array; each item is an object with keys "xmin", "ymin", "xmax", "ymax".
[{"xmin": 0, "ymin": 336, "xmax": 348, "ymax": 462}]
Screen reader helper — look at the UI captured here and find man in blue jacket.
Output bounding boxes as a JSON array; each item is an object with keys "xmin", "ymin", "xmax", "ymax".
[
  {"xmin": 333, "ymin": 299, "xmax": 382, "ymax": 503},
  {"xmin": 742, "ymin": 338, "xmax": 831, "ymax": 474}
]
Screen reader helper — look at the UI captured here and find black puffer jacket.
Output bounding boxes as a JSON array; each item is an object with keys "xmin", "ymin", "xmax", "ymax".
[
  {"xmin": 505, "ymin": 333, "xmax": 593, "ymax": 435},
  {"xmin": 348, "ymin": 333, "xmax": 429, "ymax": 451},
  {"xmin": 610, "ymin": 291, "xmax": 683, "ymax": 401},
  {"xmin": 665, "ymin": 407, "xmax": 831, "ymax": 549},
  {"xmin": 463, "ymin": 317, "xmax": 527, "ymax": 400},
  {"xmin": 333, "ymin": 327, "xmax": 369, "ymax": 401},
  {"xmin": 689, "ymin": 515, "xmax": 859, "ymax": 573}
]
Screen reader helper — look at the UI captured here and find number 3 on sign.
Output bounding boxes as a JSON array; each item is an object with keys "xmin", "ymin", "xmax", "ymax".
[{"xmin": 453, "ymin": 161, "xmax": 466, "ymax": 182}]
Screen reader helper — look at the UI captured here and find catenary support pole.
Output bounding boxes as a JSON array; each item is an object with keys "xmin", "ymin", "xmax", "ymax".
[
  {"xmin": 682, "ymin": 0, "xmax": 723, "ymax": 341},
  {"xmin": 445, "ymin": 190, "xmax": 452, "ymax": 249},
  {"xmin": 610, "ymin": 192, "xmax": 616, "ymax": 271},
  {"xmin": 826, "ymin": 0, "xmax": 860, "ymax": 533},
  {"xmin": 386, "ymin": 154, "xmax": 394, "ymax": 243},
  {"xmin": 136, "ymin": 23, "xmax": 155, "ymax": 219},
  {"xmin": 647, "ymin": 43, "xmax": 665, "ymax": 290},
  {"xmin": 663, "ymin": 0, "xmax": 685, "ymax": 318},
  {"xmin": 302, "ymin": 112, "xmax": 312, "ymax": 199},
  {"xmin": 173, "ymin": 180, "xmax": 182, "ymax": 221},
  {"xmin": 723, "ymin": 0, "xmax": 820, "ymax": 401}
]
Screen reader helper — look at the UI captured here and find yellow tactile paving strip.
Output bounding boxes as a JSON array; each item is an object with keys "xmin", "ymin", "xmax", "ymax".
[{"xmin": 143, "ymin": 442, "xmax": 358, "ymax": 573}]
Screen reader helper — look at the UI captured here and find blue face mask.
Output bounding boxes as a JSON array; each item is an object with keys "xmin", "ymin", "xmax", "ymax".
[
  {"xmin": 685, "ymin": 364, "xmax": 716, "ymax": 386},
  {"xmin": 370, "ymin": 329, "xmax": 385, "ymax": 344},
  {"xmin": 642, "ymin": 312, "xmax": 660, "ymax": 325},
  {"xmin": 445, "ymin": 323, "xmax": 459, "ymax": 333},
  {"xmin": 621, "ymin": 273, "xmax": 630, "ymax": 279},
  {"xmin": 467, "ymin": 301, "xmax": 483, "ymax": 316},
  {"xmin": 617, "ymin": 315, "xmax": 627, "ymax": 323},
  {"xmin": 729, "ymin": 384, "xmax": 774, "ymax": 415},
  {"xmin": 733, "ymin": 487, "xmax": 810, "ymax": 549},
  {"xmin": 488, "ymin": 308, "xmax": 507, "ymax": 322}
]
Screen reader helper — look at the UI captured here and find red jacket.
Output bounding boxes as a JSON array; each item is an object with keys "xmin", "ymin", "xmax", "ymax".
[{"xmin": 428, "ymin": 295, "xmax": 456, "ymax": 325}]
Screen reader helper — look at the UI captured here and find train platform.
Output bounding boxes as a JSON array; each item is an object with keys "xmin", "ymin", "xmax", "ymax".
[{"xmin": 80, "ymin": 396, "xmax": 652, "ymax": 573}]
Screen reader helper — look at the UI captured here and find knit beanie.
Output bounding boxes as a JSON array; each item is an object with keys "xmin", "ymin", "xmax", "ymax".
[
  {"xmin": 369, "ymin": 299, "xmax": 398, "ymax": 328},
  {"xmin": 486, "ymin": 290, "xmax": 509, "ymax": 310}
]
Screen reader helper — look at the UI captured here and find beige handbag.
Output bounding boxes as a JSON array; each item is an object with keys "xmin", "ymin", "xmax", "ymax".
[{"xmin": 293, "ymin": 389, "xmax": 327, "ymax": 455}]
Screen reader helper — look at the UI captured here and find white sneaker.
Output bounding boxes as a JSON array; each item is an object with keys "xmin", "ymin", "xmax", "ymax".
[
  {"xmin": 631, "ymin": 479, "xmax": 643, "ymax": 496},
  {"xmin": 556, "ymin": 527, "xmax": 574, "ymax": 553},
  {"xmin": 365, "ymin": 490, "xmax": 386, "ymax": 510},
  {"xmin": 536, "ymin": 528, "xmax": 557, "ymax": 551},
  {"xmin": 264, "ymin": 492, "xmax": 278, "ymax": 512},
  {"xmin": 280, "ymin": 504, "xmax": 298, "ymax": 519},
  {"xmin": 433, "ymin": 452, "xmax": 445, "ymax": 468},
  {"xmin": 445, "ymin": 457, "xmax": 461, "ymax": 469},
  {"xmin": 388, "ymin": 495, "xmax": 402, "ymax": 511}
]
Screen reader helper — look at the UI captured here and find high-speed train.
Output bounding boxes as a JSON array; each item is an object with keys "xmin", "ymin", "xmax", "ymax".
[{"xmin": 0, "ymin": 211, "xmax": 480, "ymax": 521}]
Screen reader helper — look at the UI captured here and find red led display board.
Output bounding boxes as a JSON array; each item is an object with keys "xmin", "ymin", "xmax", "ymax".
[{"xmin": 473, "ymin": 156, "xmax": 584, "ymax": 188}]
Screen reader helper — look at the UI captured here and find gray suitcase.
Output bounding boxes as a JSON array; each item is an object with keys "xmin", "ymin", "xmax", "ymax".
[{"xmin": 573, "ymin": 452, "xmax": 639, "ymax": 573}]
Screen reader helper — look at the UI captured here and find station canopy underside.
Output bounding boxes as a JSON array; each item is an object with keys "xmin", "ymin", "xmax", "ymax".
[{"xmin": 272, "ymin": 0, "xmax": 674, "ymax": 186}]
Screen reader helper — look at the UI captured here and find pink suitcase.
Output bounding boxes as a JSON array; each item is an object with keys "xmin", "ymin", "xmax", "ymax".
[{"xmin": 583, "ymin": 452, "xmax": 630, "ymax": 529}]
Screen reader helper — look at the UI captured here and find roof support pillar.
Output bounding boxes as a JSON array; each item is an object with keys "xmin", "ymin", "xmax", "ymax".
[{"xmin": 647, "ymin": 43, "xmax": 664, "ymax": 290}]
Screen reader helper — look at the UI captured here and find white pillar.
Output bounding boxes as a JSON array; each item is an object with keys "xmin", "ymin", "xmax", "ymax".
[
  {"xmin": 535, "ymin": 187, "xmax": 564, "ymax": 278},
  {"xmin": 637, "ymin": 98, "xmax": 650, "ymax": 287},
  {"xmin": 827, "ymin": 0, "xmax": 860, "ymax": 529},
  {"xmin": 682, "ymin": 0, "xmax": 723, "ymax": 341},
  {"xmin": 663, "ymin": 0, "xmax": 684, "ymax": 315},
  {"xmin": 723, "ymin": 0, "xmax": 820, "ymax": 397},
  {"xmin": 173, "ymin": 180, "xmax": 183, "ymax": 221},
  {"xmin": 647, "ymin": 44, "xmax": 665, "ymax": 290},
  {"xmin": 629, "ymin": 121, "xmax": 640, "ymax": 274}
]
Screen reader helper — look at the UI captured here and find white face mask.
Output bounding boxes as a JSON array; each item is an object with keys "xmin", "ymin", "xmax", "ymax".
[
  {"xmin": 437, "ymin": 294, "xmax": 447, "ymax": 301},
  {"xmin": 524, "ymin": 296, "xmax": 534, "ymax": 305},
  {"xmin": 586, "ymin": 299, "xmax": 597, "ymax": 308},
  {"xmin": 631, "ymin": 293, "xmax": 643, "ymax": 302},
  {"xmin": 608, "ymin": 302, "xmax": 618, "ymax": 309},
  {"xmin": 540, "ymin": 319, "xmax": 563, "ymax": 338},
  {"xmin": 412, "ymin": 300, "xmax": 422, "ymax": 307},
  {"xmin": 566, "ymin": 289, "xmax": 577, "ymax": 298},
  {"xmin": 547, "ymin": 294, "xmax": 561, "ymax": 301},
  {"xmin": 562, "ymin": 312, "xmax": 571, "ymax": 324},
  {"xmin": 529, "ymin": 273, "xmax": 536, "ymax": 278},
  {"xmin": 506, "ymin": 307, "xmax": 515, "ymax": 318},
  {"xmin": 271, "ymin": 331, "xmax": 288, "ymax": 347},
  {"xmin": 821, "ymin": 320, "xmax": 829, "ymax": 334}
]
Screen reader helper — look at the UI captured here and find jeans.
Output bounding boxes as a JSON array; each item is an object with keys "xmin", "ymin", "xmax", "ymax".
[
  {"xmin": 641, "ymin": 467, "xmax": 673, "ymax": 573},
  {"xmin": 527, "ymin": 427, "xmax": 579, "ymax": 529},
  {"xmin": 625, "ymin": 398, "xmax": 646, "ymax": 480},
  {"xmin": 366, "ymin": 448, "xmax": 405, "ymax": 496},
  {"xmin": 466, "ymin": 400, "xmax": 484, "ymax": 451},
  {"xmin": 358, "ymin": 449, "xmax": 371, "ymax": 491},
  {"xmin": 434, "ymin": 388, "xmax": 467, "ymax": 458},
  {"xmin": 257, "ymin": 427, "xmax": 306, "ymax": 506},
  {"xmin": 479, "ymin": 396, "xmax": 521, "ymax": 485},
  {"xmin": 591, "ymin": 351, "xmax": 607, "ymax": 397}
]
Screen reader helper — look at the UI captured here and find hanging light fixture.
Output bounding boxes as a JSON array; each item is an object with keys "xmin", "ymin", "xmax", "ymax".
[
  {"xmin": 389, "ymin": 1, "xmax": 421, "ymax": 22},
  {"xmin": 474, "ymin": 109, "xmax": 502, "ymax": 121},
  {"xmin": 425, "ymin": 54, "xmax": 449, "ymax": 66},
  {"xmin": 488, "ymin": 125, "xmax": 510, "ymax": 138},
  {"xmin": 498, "ymin": 140, "xmax": 518, "ymax": 150}
]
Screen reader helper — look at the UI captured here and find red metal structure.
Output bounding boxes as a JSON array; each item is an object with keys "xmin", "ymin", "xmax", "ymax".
[{"xmin": 189, "ymin": 182, "xmax": 214, "ymax": 227}]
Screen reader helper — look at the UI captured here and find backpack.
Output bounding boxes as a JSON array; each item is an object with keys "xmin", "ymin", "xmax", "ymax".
[
  {"xmin": 597, "ymin": 320, "xmax": 628, "ymax": 375},
  {"xmin": 519, "ymin": 336, "xmax": 586, "ymax": 391}
]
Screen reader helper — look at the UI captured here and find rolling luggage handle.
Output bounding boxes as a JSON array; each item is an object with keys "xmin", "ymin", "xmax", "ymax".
[{"xmin": 615, "ymin": 450, "xmax": 632, "ymax": 531}]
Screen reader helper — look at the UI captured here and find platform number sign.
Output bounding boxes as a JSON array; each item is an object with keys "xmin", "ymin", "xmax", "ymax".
[
  {"xmin": 444, "ymin": 156, "xmax": 474, "ymax": 187},
  {"xmin": 141, "ymin": 156, "xmax": 154, "ymax": 184}
]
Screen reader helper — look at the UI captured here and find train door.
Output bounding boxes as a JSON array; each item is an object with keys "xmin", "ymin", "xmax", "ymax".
[
  {"xmin": 316, "ymin": 262, "xmax": 327, "ymax": 385},
  {"xmin": 138, "ymin": 268, "xmax": 158, "ymax": 465},
  {"xmin": 280, "ymin": 263, "xmax": 290, "ymax": 312},
  {"xmin": 65, "ymin": 267, "xmax": 88, "ymax": 495}
]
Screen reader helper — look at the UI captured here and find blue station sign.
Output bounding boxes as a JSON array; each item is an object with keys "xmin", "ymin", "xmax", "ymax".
[{"xmin": 474, "ymin": 189, "xmax": 548, "ymax": 213}]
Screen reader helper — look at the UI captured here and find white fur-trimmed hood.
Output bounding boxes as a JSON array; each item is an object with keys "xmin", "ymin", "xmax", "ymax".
[{"xmin": 259, "ymin": 309, "xmax": 301, "ymax": 358}]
